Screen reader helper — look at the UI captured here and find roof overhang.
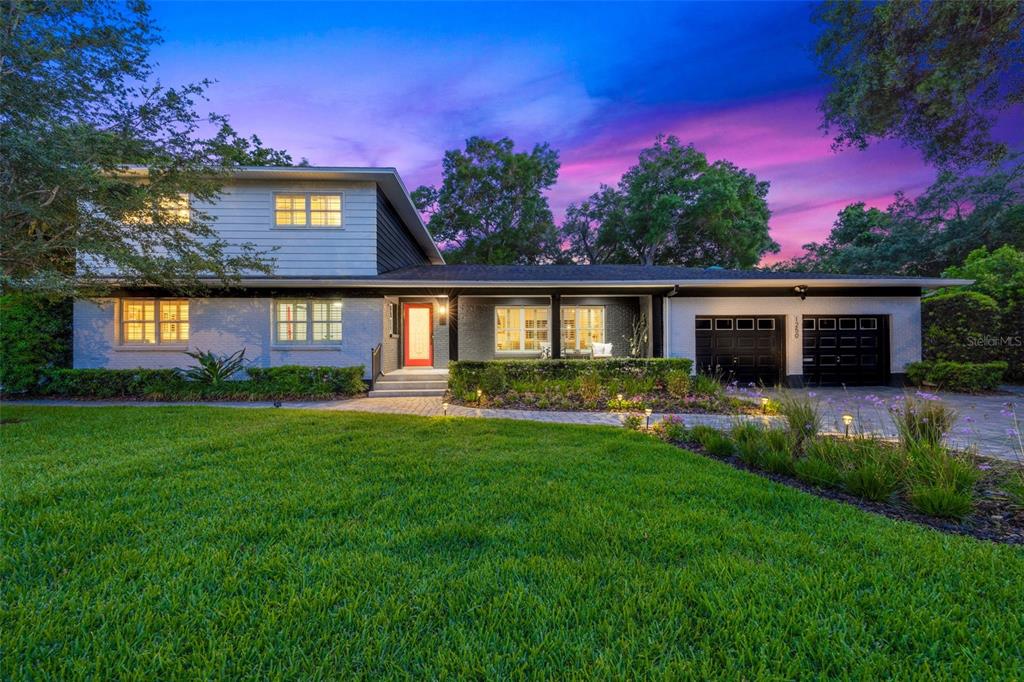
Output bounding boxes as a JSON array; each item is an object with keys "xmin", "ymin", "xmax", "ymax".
[
  {"xmin": 224, "ymin": 276, "xmax": 972, "ymax": 289},
  {"xmin": 116, "ymin": 165, "xmax": 445, "ymax": 265}
]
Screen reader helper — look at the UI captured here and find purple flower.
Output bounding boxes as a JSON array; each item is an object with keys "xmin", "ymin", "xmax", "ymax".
[
  {"xmin": 978, "ymin": 463, "xmax": 993, "ymax": 471},
  {"xmin": 807, "ymin": 391, "xmax": 817, "ymax": 398}
]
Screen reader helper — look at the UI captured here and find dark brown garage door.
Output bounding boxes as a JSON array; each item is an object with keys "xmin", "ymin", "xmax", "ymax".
[
  {"xmin": 802, "ymin": 315, "xmax": 889, "ymax": 386},
  {"xmin": 695, "ymin": 316, "xmax": 784, "ymax": 387}
]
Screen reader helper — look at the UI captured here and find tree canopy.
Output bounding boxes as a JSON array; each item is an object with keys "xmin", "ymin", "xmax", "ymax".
[
  {"xmin": 564, "ymin": 136, "xmax": 777, "ymax": 267},
  {"xmin": 412, "ymin": 137, "xmax": 563, "ymax": 264},
  {"xmin": 814, "ymin": 0, "xmax": 1024, "ymax": 169},
  {"xmin": 777, "ymin": 162, "xmax": 1024, "ymax": 276},
  {"xmin": 1, "ymin": 0, "xmax": 295, "ymax": 296},
  {"xmin": 943, "ymin": 245, "xmax": 1024, "ymax": 308}
]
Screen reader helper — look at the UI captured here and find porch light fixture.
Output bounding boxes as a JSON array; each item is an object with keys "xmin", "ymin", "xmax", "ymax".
[
  {"xmin": 794, "ymin": 285, "xmax": 808, "ymax": 301},
  {"xmin": 438, "ymin": 303, "xmax": 448, "ymax": 326},
  {"xmin": 842, "ymin": 413, "xmax": 854, "ymax": 437},
  {"xmin": 645, "ymin": 408, "xmax": 653, "ymax": 429}
]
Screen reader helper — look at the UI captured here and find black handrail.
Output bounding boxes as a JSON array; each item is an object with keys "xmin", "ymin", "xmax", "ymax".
[{"xmin": 370, "ymin": 343, "xmax": 382, "ymax": 388}]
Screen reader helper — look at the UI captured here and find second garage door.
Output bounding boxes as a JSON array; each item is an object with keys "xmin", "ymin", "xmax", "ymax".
[
  {"xmin": 695, "ymin": 316, "xmax": 784, "ymax": 386},
  {"xmin": 802, "ymin": 315, "xmax": 889, "ymax": 386}
]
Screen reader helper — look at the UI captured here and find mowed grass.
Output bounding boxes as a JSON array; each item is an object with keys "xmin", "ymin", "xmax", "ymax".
[{"xmin": 2, "ymin": 407, "xmax": 1023, "ymax": 679}]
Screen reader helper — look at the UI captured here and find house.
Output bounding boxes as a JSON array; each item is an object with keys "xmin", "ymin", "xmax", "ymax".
[{"xmin": 74, "ymin": 166, "xmax": 968, "ymax": 395}]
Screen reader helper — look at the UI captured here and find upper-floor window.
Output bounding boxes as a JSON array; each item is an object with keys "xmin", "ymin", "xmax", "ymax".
[
  {"xmin": 495, "ymin": 306, "xmax": 549, "ymax": 352},
  {"xmin": 120, "ymin": 299, "xmax": 189, "ymax": 345},
  {"xmin": 274, "ymin": 193, "xmax": 343, "ymax": 227},
  {"xmin": 275, "ymin": 300, "xmax": 343, "ymax": 344},
  {"xmin": 561, "ymin": 305, "xmax": 604, "ymax": 352},
  {"xmin": 127, "ymin": 194, "xmax": 190, "ymax": 225}
]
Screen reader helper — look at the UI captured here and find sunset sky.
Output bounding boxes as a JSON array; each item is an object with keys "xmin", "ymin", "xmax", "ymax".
[{"xmin": 147, "ymin": 1, "xmax": 1013, "ymax": 262}]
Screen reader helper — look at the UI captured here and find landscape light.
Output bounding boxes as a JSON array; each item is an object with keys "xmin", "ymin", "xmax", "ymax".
[
  {"xmin": 842, "ymin": 413, "xmax": 854, "ymax": 437},
  {"xmin": 645, "ymin": 408, "xmax": 653, "ymax": 429},
  {"xmin": 760, "ymin": 396, "xmax": 769, "ymax": 412},
  {"xmin": 617, "ymin": 393, "xmax": 624, "ymax": 402},
  {"xmin": 476, "ymin": 388, "xmax": 483, "ymax": 401},
  {"xmin": 442, "ymin": 402, "xmax": 449, "ymax": 416}
]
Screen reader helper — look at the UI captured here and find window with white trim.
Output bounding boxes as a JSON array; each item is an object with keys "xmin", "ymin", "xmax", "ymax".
[
  {"xmin": 126, "ymin": 193, "xmax": 190, "ymax": 225},
  {"xmin": 120, "ymin": 299, "xmax": 189, "ymax": 345},
  {"xmin": 495, "ymin": 306, "xmax": 549, "ymax": 352},
  {"xmin": 561, "ymin": 306, "xmax": 605, "ymax": 352},
  {"xmin": 275, "ymin": 300, "xmax": 343, "ymax": 344},
  {"xmin": 274, "ymin": 193, "xmax": 342, "ymax": 227}
]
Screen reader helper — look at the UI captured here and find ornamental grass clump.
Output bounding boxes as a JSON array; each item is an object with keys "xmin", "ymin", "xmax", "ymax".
[
  {"xmin": 665, "ymin": 370, "xmax": 690, "ymax": 398},
  {"xmin": 904, "ymin": 441, "xmax": 979, "ymax": 519},
  {"xmin": 776, "ymin": 392, "xmax": 822, "ymax": 446},
  {"xmin": 690, "ymin": 425, "xmax": 735, "ymax": 456},
  {"xmin": 690, "ymin": 373, "xmax": 724, "ymax": 399},
  {"xmin": 891, "ymin": 393, "xmax": 956, "ymax": 448},
  {"xmin": 841, "ymin": 440, "xmax": 904, "ymax": 502}
]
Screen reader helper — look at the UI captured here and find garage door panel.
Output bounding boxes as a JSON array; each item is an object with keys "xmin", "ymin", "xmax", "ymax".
[
  {"xmin": 802, "ymin": 315, "xmax": 889, "ymax": 386},
  {"xmin": 695, "ymin": 316, "xmax": 783, "ymax": 386}
]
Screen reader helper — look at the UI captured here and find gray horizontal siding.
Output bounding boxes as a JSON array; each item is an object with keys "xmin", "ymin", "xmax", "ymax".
[{"xmin": 74, "ymin": 297, "xmax": 383, "ymax": 379}]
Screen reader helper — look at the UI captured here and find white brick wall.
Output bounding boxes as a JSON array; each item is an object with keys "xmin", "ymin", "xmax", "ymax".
[
  {"xmin": 666, "ymin": 296, "xmax": 922, "ymax": 377},
  {"xmin": 74, "ymin": 297, "xmax": 383, "ymax": 378}
]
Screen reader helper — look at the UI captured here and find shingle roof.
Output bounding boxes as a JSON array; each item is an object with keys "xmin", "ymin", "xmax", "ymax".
[{"xmin": 378, "ymin": 264, "xmax": 931, "ymax": 282}]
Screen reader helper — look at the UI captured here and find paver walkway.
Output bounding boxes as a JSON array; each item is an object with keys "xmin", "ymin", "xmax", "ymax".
[{"xmin": 9, "ymin": 385, "xmax": 1022, "ymax": 462}]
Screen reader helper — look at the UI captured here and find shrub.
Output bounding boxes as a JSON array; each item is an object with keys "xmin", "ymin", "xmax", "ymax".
[
  {"xmin": 890, "ymin": 394, "xmax": 956, "ymax": 447},
  {"xmin": 181, "ymin": 349, "xmax": 247, "ymax": 385},
  {"xmin": 37, "ymin": 366, "xmax": 365, "ymax": 400},
  {"xmin": 1002, "ymin": 299, "xmax": 1024, "ymax": 383},
  {"xmin": 665, "ymin": 370, "xmax": 690, "ymax": 398},
  {"xmin": 690, "ymin": 373, "xmax": 723, "ymax": 399},
  {"xmin": 246, "ymin": 366, "xmax": 365, "ymax": 397},
  {"xmin": 651, "ymin": 415, "xmax": 686, "ymax": 442},
  {"xmin": 622, "ymin": 414, "xmax": 644, "ymax": 431},
  {"xmin": 908, "ymin": 486, "xmax": 974, "ymax": 519},
  {"xmin": 578, "ymin": 370, "xmax": 602, "ymax": 402},
  {"xmin": 921, "ymin": 290, "xmax": 1001, "ymax": 363},
  {"xmin": 0, "ymin": 294, "xmax": 71, "ymax": 393},
  {"xmin": 905, "ymin": 442, "xmax": 979, "ymax": 494},
  {"xmin": 905, "ymin": 360, "xmax": 1007, "ymax": 393},
  {"xmin": 40, "ymin": 369, "xmax": 186, "ymax": 399},
  {"xmin": 448, "ymin": 358, "xmax": 694, "ymax": 396},
  {"xmin": 776, "ymin": 392, "xmax": 821, "ymax": 445}
]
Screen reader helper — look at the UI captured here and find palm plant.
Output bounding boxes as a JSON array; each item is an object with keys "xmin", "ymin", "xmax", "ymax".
[{"xmin": 181, "ymin": 348, "xmax": 247, "ymax": 385}]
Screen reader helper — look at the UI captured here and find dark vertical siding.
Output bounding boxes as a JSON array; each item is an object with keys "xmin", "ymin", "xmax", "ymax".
[{"xmin": 376, "ymin": 190, "xmax": 429, "ymax": 273}]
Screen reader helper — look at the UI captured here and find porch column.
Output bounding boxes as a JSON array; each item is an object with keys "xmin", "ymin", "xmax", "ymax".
[
  {"xmin": 652, "ymin": 294, "xmax": 665, "ymax": 357},
  {"xmin": 550, "ymin": 293, "xmax": 561, "ymax": 359},
  {"xmin": 449, "ymin": 295, "xmax": 459, "ymax": 362}
]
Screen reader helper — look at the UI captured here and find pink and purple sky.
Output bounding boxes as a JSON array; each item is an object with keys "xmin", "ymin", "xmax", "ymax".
[{"xmin": 148, "ymin": 1, "xmax": 1016, "ymax": 263}]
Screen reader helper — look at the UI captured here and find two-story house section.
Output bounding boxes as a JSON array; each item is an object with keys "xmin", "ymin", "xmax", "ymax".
[{"xmin": 74, "ymin": 166, "xmax": 969, "ymax": 391}]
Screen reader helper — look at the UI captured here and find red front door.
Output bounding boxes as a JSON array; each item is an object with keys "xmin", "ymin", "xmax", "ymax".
[{"xmin": 403, "ymin": 304, "xmax": 433, "ymax": 367}]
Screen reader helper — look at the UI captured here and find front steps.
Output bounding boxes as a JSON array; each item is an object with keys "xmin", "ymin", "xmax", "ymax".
[{"xmin": 368, "ymin": 368, "xmax": 448, "ymax": 398}]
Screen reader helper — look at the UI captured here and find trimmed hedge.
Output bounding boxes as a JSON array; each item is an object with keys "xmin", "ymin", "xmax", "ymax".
[
  {"xmin": 36, "ymin": 365, "xmax": 366, "ymax": 400},
  {"xmin": 449, "ymin": 358, "xmax": 694, "ymax": 395},
  {"xmin": 0, "ymin": 294, "xmax": 71, "ymax": 393},
  {"xmin": 905, "ymin": 360, "xmax": 1008, "ymax": 393},
  {"xmin": 922, "ymin": 291, "xmax": 1002, "ymax": 363}
]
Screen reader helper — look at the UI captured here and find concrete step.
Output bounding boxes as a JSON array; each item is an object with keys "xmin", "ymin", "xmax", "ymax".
[
  {"xmin": 368, "ymin": 388, "xmax": 447, "ymax": 398},
  {"xmin": 372, "ymin": 380, "xmax": 449, "ymax": 390}
]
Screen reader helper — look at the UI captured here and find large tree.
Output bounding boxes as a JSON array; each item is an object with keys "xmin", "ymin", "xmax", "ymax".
[
  {"xmin": 777, "ymin": 161, "xmax": 1024, "ymax": 275},
  {"xmin": 1, "ymin": 0, "xmax": 293, "ymax": 296},
  {"xmin": 412, "ymin": 137, "xmax": 562, "ymax": 264},
  {"xmin": 814, "ymin": 0, "xmax": 1024, "ymax": 169},
  {"xmin": 565, "ymin": 136, "xmax": 777, "ymax": 267}
]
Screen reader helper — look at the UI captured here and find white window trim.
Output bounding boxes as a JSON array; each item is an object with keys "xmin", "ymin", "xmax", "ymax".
[
  {"xmin": 560, "ymin": 305, "xmax": 606, "ymax": 352},
  {"xmin": 117, "ymin": 298, "xmax": 190, "ymax": 347},
  {"xmin": 272, "ymin": 191, "xmax": 344, "ymax": 229},
  {"xmin": 273, "ymin": 299, "xmax": 344, "ymax": 345},
  {"xmin": 494, "ymin": 305, "xmax": 550, "ymax": 353}
]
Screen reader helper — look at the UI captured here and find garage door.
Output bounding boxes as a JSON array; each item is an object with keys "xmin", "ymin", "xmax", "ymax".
[
  {"xmin": 695, "ymin": 316, "xmax": 784, "ymax": 386},
  {"xmin": 802, "ymin": 315, "xmax": 889, "ymax": 386}
]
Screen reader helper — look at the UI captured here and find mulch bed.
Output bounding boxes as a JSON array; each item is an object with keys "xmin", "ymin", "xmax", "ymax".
[
  {"xmin": 451, "ymin": 393, "xmax": 763, "ymax": 415},
  {"xmin": 673, "ymin": 439, "xmax": 1024, "ymax": 545}
]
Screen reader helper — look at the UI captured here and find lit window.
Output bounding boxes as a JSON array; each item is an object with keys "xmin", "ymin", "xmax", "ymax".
[
  {"xmin": 274, "ymin": 193, "xmax": 342, "ymax": 227},
  {"xmin": 561, "ymin": 306, "xmax": 604, "ymax": 352},
  {"xmin": 126, "ymin": 193, "xmax": 190, "ymax": 224},
  {"xmin": 275, "ymin": 299, "xmax": 342, "ymax": 343},
  {"xmin": 120, "ymin": 299, "xmax": 189, "ymax": 345},
  {"xmin": 495, "ymin": 306, "xmax": 549, "ymax": 352}
]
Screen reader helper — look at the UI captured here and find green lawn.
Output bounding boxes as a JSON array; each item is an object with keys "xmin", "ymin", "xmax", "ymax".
[{"xmin": 3, "ymin": 406, "xmax": 1023, "ymax": 679}]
